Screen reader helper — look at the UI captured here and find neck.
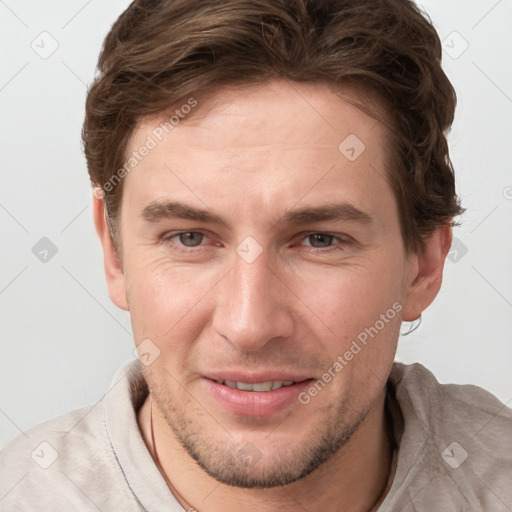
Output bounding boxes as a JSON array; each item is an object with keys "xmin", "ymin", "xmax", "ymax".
[{"xmin": 138, "ymin": 389, "xmax": 394, "ymax": 512}]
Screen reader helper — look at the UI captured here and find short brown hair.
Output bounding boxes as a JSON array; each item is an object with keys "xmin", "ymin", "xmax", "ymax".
[{"xmin": 83, "ymin": 0, "xmax": 463, "ymax": 252}]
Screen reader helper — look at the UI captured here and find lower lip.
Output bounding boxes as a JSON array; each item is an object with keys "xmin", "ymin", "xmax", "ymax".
[{"xmin": 202, "ymin": 378, "xmax": 313, "ymax": 417}]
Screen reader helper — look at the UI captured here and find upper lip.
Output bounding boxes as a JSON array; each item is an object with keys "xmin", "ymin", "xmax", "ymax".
[{"xmin": 204, "ymin": 371, "xmax": 313, "ymax": 383}]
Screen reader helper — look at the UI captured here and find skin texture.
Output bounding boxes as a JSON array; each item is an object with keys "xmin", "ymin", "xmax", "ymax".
[{"xmin": 93, "ymin": 79, "xmax": 451, "ymax": 512}]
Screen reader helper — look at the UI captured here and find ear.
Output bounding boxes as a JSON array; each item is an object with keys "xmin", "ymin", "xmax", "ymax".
[
  {"xmin": 92, "ymin": 192, "xmax": 129, "ymax": 311},
  {"xmin": 401, "ymin": 225, "xmax": 452, "ymax": 321}
]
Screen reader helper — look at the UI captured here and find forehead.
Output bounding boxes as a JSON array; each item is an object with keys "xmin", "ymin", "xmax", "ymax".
[
  {"xmin": 122, "ymin": 79, "xmax": 393, "ymax": 221},
  {"xmin": 138, "ymin": 80, "xmax": 385, "ymax": 154}
]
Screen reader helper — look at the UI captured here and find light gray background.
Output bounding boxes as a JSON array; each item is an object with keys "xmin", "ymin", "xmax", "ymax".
[{"xmin": 1, "ymin": 0, "xmax": 511, "ymax": 450}]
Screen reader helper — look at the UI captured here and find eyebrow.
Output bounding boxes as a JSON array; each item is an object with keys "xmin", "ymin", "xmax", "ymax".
[
  {"xmin": 283, "ymin": 202, "xmax": 373, "ymax": 225},
  {"xmin": 141, "ymin": 200, "xmax": 373, "ymax": 226},
  {"xmin": 142, "ymin": 201, "xmax": 223, "ymax": 224}
]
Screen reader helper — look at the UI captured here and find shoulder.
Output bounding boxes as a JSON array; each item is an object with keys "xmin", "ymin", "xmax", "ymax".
[
  {"xmin": 390, "ymin": 362, "xmax": 512, "ymax": 438},
  {"xmin": 388, "ymin": 362, "xmax": 512, "ymax": 509},
  {"xmin": 1, "ymin": 401, "xmax": 104, "ymax": 467},
  {"xmin": 0, "ymin": 369, "xmax": 142, "ymax": 511}
]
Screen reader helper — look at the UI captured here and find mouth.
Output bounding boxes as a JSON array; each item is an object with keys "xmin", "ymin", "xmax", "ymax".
[
  {"xmin": 203, "ymin": 376, "xmax": 315, "ymax": 417},
  {"xmin": 213, "ymin": 379, "xmax": 303, "ymax": 392}
]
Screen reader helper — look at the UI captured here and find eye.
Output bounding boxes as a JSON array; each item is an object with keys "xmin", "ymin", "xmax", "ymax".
[
  {"xmin": 302, "ymin": 233, "xmax": 337, "ymax": 248},
  {"xmin": 168, "ymin": 231, "xmax": 206, "ymax": 247}
]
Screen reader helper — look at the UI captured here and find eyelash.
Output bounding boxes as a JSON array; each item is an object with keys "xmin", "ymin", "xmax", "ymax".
[
  {"xmin": 299, "ymin": 232, "xmax": 350, "ymax": 251},
  {"xmin": 161, "ymin": 231, "xmax": 352, "ymax": 253},
  {"xmin": 161, "ymin": 230, "xmax": 212, "ymax": 250}
]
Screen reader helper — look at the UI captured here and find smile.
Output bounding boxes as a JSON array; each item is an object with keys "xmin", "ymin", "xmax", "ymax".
[
  {"xmin": 216, "ymin": 380, "xmax": 296, "ymax": 392},
  {"xmin": 204, "ymin": 377, "xmax": 314, "ymax": 417}
]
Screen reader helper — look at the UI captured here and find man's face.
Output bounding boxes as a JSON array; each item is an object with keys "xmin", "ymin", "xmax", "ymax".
[{"xmin": 115, "ymin": 80, "xmax": 416, "ymax": 487}]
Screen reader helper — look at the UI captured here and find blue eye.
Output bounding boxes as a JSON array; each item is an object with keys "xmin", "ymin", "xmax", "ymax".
[
  {"xmin": 176, "ymin": 232, "xmax": 205, "ymax": 247},
  {"xmin": 303, "ymin": 233, "xmax": 336, "ymax": 248}
]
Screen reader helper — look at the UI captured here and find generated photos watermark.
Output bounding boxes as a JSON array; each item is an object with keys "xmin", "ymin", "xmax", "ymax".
[
  {"xmin": 298, "ymin": 302, "xmax": 403, "ymax": 405},
  {"xmin": 94, "ymin": 97, "xmax": 198, "ymax": 199}
]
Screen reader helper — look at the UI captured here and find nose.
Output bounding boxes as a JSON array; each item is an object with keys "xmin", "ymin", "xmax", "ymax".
[{"xmin": 212, "ymin": 252, "xmax": 295, "ymax": 352}]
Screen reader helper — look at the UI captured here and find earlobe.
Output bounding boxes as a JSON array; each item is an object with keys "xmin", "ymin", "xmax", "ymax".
[
  {"xmin": 401, "ymin": 225, "xmax": 452, "ymax": 322},
  {"xmin": 92, "ymin": 193, "xmax": 129, "ymax": 311}
]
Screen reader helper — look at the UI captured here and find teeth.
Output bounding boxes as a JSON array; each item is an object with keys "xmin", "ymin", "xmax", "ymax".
[
  {"xmin": 237, "ymin": 382, "xmax": 254, "ymax": 391},
  {"xmin": 221, "ymin": 380, "xmax": 296, "ymax": 392},
  {"xmin": 252, "ymin": 382, "xmax": 273, "ymax": 392}
]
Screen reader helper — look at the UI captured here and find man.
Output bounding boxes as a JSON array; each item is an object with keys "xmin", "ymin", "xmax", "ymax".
[{"xmin": 1, "ymin": 0, "xmax": 511, "ymax": 510}]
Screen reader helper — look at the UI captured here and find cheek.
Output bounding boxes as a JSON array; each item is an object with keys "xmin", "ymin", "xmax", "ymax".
[
  {"xmin": 124, "ymin": 255, "xmax": 218, "ymax": 347},
  {"xmin": 292, "ymin": 253, "xmax": 405, "ymax": 381},
  {"xmin": 296, "ymin": 256, "xmax": 404, "ymax": 331}
]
